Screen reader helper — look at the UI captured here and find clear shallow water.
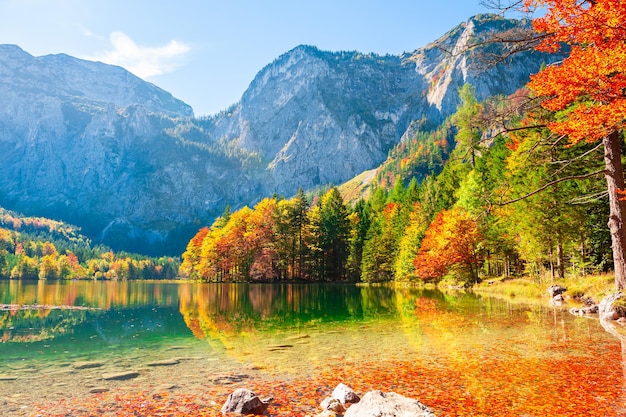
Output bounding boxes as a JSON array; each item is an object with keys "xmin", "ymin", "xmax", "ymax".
[{"xmin": 0, "ymin": 280, "xmax": 625, "ymax": 416}]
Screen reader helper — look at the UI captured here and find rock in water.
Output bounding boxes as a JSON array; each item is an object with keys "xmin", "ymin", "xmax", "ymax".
[
  {"xmin": 598, "ymin": 292, "xmax": 625, "ymax": 320},
  {"xmin": 221, "ymin": 388, "xmax": 270, "ymax": 415},
  {"xmin": 72, "ymin": 361, "xmax": 105, "ymax": 369},
  {"xmin": 101, "ymin": 371, "xmax": 140, "ymax": 381},
  {"xmin": 343, "ymin": 390, "xmax": 436, "ymax": 417},
  {"xmin": 548, "ymin": 285, "xmax": 567, "ymax": 300}
]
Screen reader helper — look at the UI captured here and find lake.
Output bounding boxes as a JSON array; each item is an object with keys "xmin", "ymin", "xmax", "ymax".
[{"xmin": 0, "ymin": 280, "xmax": 625, "ymax": 416}]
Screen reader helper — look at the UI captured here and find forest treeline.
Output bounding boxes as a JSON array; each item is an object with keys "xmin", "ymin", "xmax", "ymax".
[
  {"xmin": 0, "ymin": 86, "xmax": 611, "ymax": 285},
  {"xmin": 181, "ymin": 85, "xmax": 611, "ymax": 285},
  {"xmin": 0, "ymin": 208, "xmax": 179, "ymax": 280}
]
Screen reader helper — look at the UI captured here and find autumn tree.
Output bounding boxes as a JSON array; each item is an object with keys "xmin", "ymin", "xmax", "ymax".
[
  {"xmin": 394, "ymin": 203, "xmax": 429, "ymax": 281},
  {"xmin": 414, "ymin": 207, "xmax": 484, "ymax": 284},
  {"xmin": 522, "ymin": 0, "xmax": 626, "ymax": 290},
  {"xmin": 245, "ymin": 198, "xmax": 280, "ymax": 281},
  {"xmin": 10, "ymin": 255, "xmax": 39, "ymax": 280},
  {"xmin": 180, "ymin": 227, "xmax": 209, "ymax": 278}
]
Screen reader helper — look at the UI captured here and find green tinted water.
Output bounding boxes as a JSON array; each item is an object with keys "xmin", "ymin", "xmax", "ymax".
[{"xmin": 0, "ymin": 280, "xmax": 624, "ymax": 416}]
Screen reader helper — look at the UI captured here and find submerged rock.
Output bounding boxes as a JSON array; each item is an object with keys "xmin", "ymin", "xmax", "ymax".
[
  {"xmin": 343, "ymin": 390, "xmax": 436, "ymax": 417},
  {"xmin": 73, "ymin": 361, "xmax": 105, "ymax": 369},
  {"xmin": 147, "ymin": 359, "xmax": 180, "ymax": 367},
  {"xmin": 102, "ymin": 371, "xmax": 140, "ymax": 381}
]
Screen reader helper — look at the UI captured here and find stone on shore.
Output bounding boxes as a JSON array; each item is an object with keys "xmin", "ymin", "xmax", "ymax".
[
  {"xmin": 331, "ymin": 383, "xmax": 360, "ymax": 404},
  {"xmin": 221, "ymin": 388, "xmax": 270, "ymax": 415},
  {"xmin": 548, "ymin": 285, "xmax": 567, "ymax": 301},
  {"xmin": 320, "ymin": 396, "xmax": 346, "ymax": 413},
  {"xmin": 343, "ymin": 390, "xmax": 436, "ymax": 417}
]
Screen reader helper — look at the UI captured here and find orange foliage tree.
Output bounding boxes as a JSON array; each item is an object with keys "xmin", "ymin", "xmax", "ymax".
[
  {"xmin": 413, "ymin": 207, "xmax": 483, "ymax": 283},
  {"xmin": 525, "ymin": 0, "xmax": 626, "ymax": 290}
]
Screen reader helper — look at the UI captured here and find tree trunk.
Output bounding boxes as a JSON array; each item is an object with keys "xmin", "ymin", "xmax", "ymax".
[
  {"xmin": 603, "ymin": 131, "xmax": 626, "ymax": 291},
  {"xmin": 557, "ymin": 241, "xmax": 565, "ymax": 280}
]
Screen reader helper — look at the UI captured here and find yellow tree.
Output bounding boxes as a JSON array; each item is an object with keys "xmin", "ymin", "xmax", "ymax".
[{"xmin": 524, "ymin": 0, "xmax": 626, "ymax": 290}]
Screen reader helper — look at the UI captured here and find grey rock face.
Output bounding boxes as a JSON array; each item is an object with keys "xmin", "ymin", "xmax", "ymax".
[
  {"xmin": 0, "ymin": 15, "xmax": 558, "ymax": 254},
  {"xmin": 206, "ymin": 15, "xmax": 555, "ymax": 197},
  {"xmin": 0, "ymin": 45, "xmax": 258, "ymax": 254}
]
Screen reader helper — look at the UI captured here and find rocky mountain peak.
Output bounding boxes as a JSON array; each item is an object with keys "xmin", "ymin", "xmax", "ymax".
[
  {"xmin": 0, "ymin": 15, "xmax": 559, "ymax": 255},
  {"xmin": 0, "ymin": 45, "xmax": 193, "ymax": 118}
]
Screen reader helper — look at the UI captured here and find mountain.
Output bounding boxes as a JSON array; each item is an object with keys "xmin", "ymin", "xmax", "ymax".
[
  {"xmin": 202, "ymin": 14, "xmax": 553, "ymax": 196},
  {"xmin": 0, "ymin": 15, "xmax": 558, "ymax": 255},
  {"xmin": 0, "ymin": 44, "xmax": 261, "ymax": 254}
]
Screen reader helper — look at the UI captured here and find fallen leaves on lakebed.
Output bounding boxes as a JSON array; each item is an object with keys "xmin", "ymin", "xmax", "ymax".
[{"xmin": 32, "ymin": 350, "xmax": 626, "ymax": 417}]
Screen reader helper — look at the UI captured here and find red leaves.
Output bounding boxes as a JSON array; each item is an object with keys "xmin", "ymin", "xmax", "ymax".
[
  {"xmin": 31, "ymin": 339, "xmax": 625, "ymax": 417},
  {"xmin": 525, "ymin": 0, "xmax": 626, "ymax": 142},
  {"xmin": 413, "ymin": 207, "xmax": 483, "ymax": 282}
]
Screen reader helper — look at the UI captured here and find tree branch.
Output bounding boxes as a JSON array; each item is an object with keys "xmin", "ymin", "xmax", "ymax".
[{"xmin": 499, "ymin": 169, "xmax": 606, "ymax": 205}]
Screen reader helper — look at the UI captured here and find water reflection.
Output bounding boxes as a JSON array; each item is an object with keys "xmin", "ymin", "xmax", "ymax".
[
  {"xmin": 0, "ymin": 280, "xmax": 621, "ymax": 359},
  {"xmin": 1, "ymin": 281, "xmax": 624, "ymax": 415},
  {"xmin": 600, "ymin": 319, "xmax": 626, "ymax": 415}
]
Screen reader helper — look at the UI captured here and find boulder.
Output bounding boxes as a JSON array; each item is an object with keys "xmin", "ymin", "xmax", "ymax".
[
  {"xmin": 343, "ymin": 390, "xmax": 436, "ymax": 417},
  {"xmin": 320, "ymin": 396, "xmax": 346, "ymax": 413},
  {"xmin": 598, "ymin": 292, "xmax": 625, "ymax": 320},
  {"xmin": 548, "ymin": 285, "xmax": 567, "ymax": 300},
  {"xmin": 221, "ymin": 388, "xmax": 270, "ymax": 415},
  {"xmin": 331, "ymin": 383, "xmax": 360, "ymax": 404}
]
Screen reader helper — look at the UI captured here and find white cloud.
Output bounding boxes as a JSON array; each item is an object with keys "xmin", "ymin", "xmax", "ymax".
[{"xmin": 86, "ymin": 31, "xmax": 190, "ymax": 79}]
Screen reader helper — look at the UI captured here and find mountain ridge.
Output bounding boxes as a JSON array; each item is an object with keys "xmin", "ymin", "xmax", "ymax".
[{"xmin": 0, "ymin": 14, "xmax": 558, "ymax": 255}]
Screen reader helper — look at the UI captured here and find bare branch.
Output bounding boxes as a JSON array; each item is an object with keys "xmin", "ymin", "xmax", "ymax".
[
  {"xmin": 567, "ymin": 190, "xmax": 609, "ymax": 205},
  {"xmin": 499, "ymin": 169, "xmax": 606, "ymax": 206},
  {"xmin": 479, "ymin": 0, "xmax": 526, "ymax": 15},
  {"xmin": 549, "ymin": 142, "xmax": 604, "ymax": 179}
]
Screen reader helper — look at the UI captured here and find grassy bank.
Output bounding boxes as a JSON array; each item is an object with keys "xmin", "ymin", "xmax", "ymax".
[{"xmin": 471, "ymin": 273, "xmax": 617, "ymax": 304}]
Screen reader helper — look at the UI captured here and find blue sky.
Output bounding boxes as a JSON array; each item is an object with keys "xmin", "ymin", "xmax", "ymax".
[{"xmin": 1, "ymin": 1, "xmax": 512, "ymax": 116}]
